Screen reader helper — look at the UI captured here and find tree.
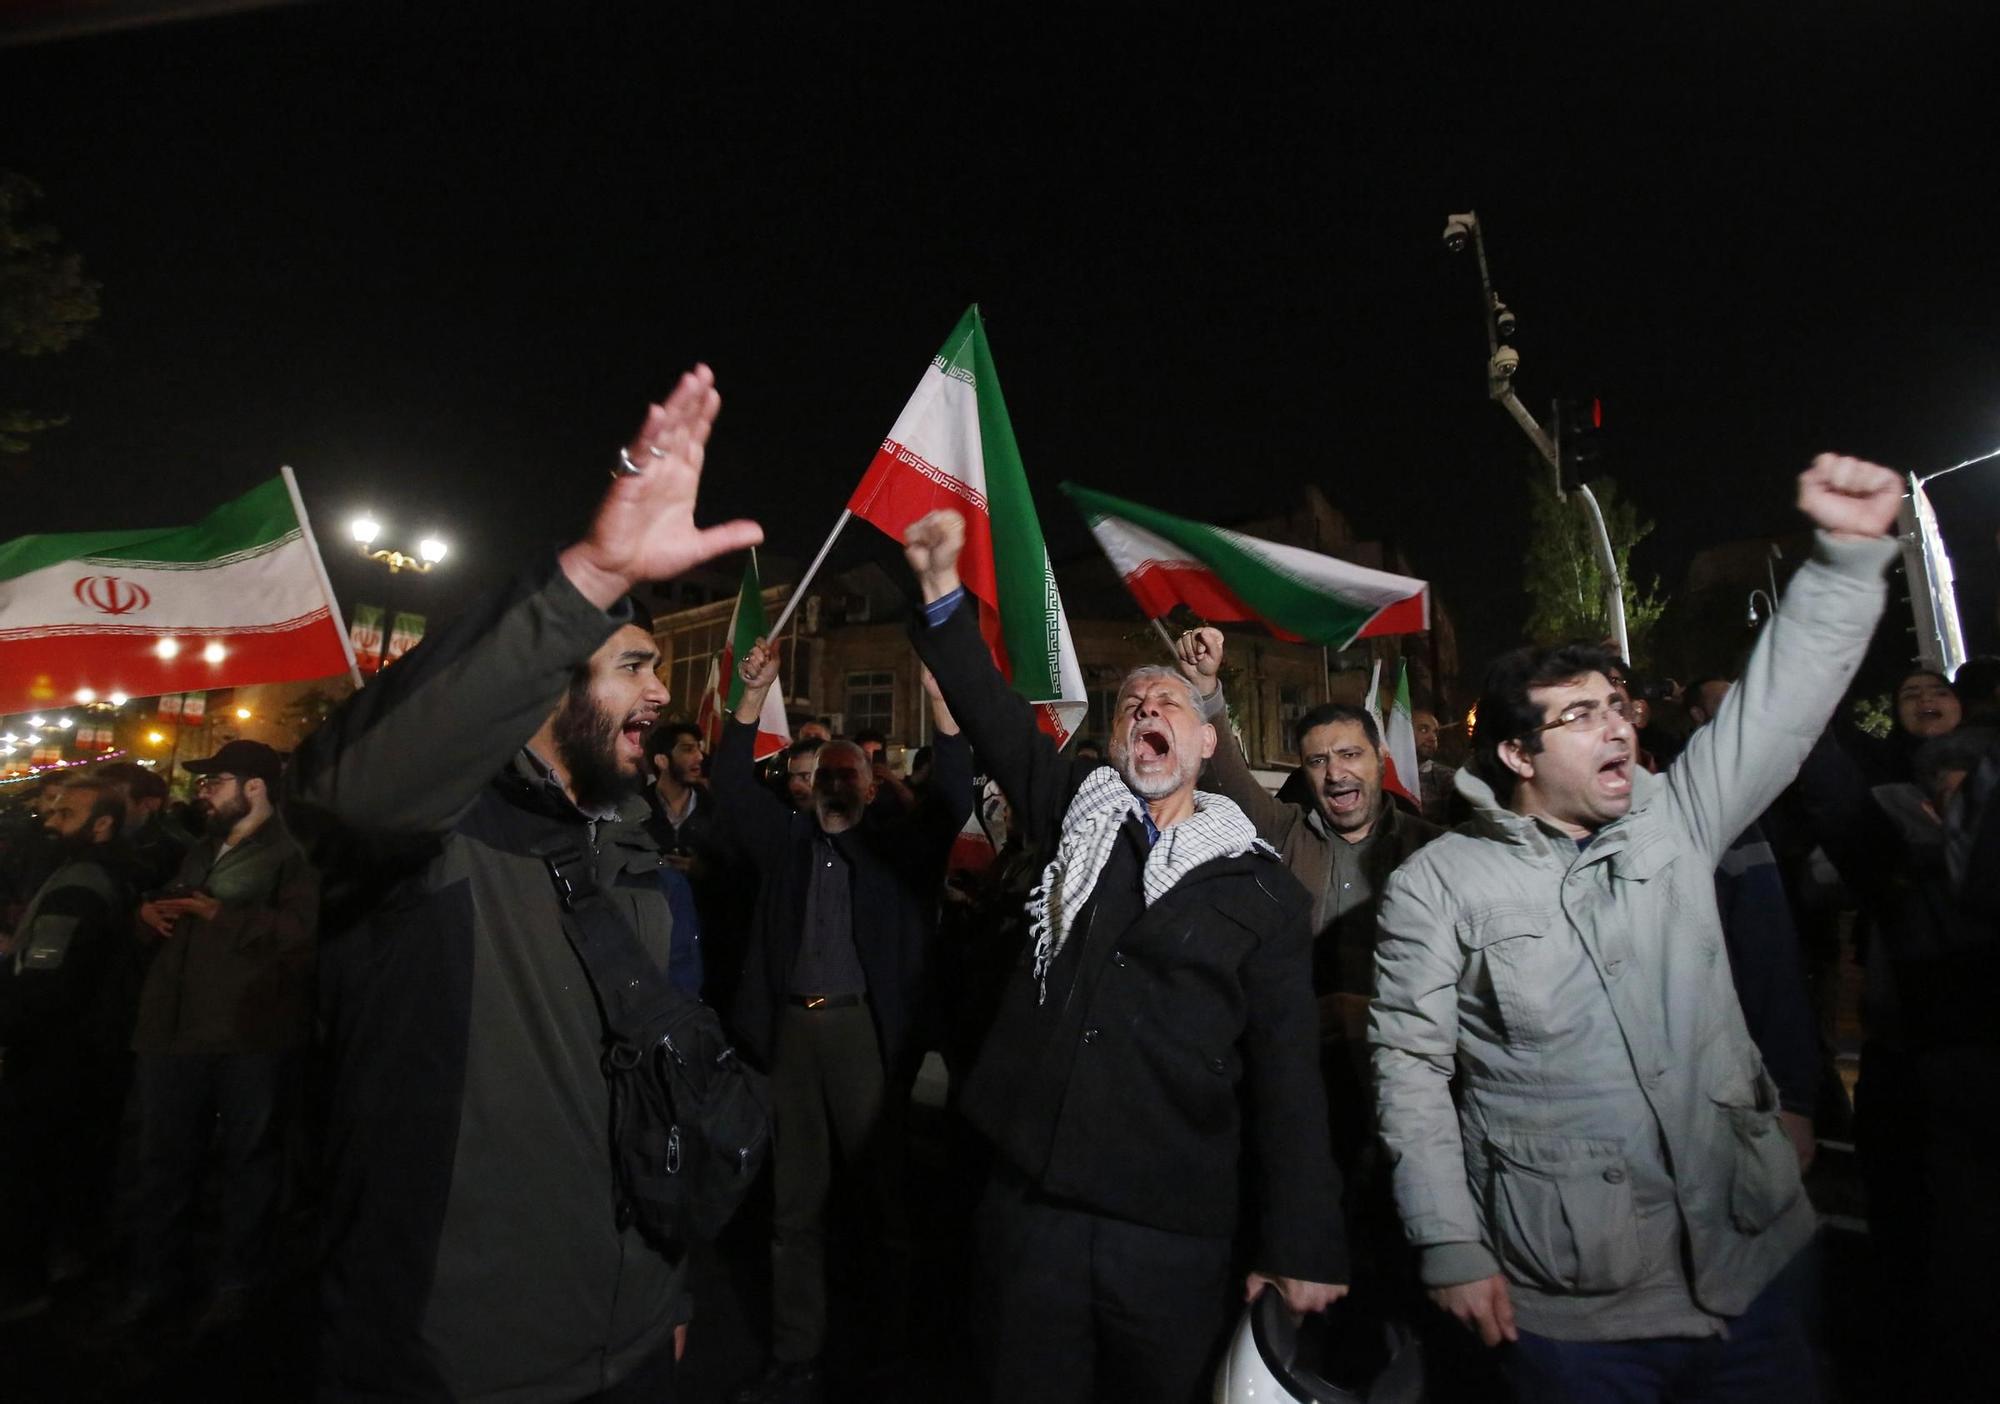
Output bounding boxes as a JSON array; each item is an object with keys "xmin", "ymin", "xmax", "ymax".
[
  {"xmin": 0, "ymin": 172, "xmax": 102, "ymax": 455},
  {"xmin": 1522, "ymin": 469, "xmax": 1669, "ymax": 662}
]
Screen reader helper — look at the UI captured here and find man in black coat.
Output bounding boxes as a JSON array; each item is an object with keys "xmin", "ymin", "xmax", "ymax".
[
  {"xmin": 715, "ymin": 644, "xmax": 971, "ymax": 1404},
  {"xmin": 900, "ymin": 509, "xmax": 1348, "ymax": 1404}
]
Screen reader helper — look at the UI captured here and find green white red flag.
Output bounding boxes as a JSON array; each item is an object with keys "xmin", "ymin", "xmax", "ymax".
[
  {"xmin": 1061, "ymin": 483, "xmax": 1429, "ymax": 648},
  {"xmin": 0, "ymin": 469, "xmax": 355, "ymax": 717},
  {"xmin": 846, "ymin": 305, "xmax": 1086, "ymax": 741},
  {"xmin": 1382, "ymin": 658, "xmax": 1420, "ymax": 808},
  {"xmin": 698, "ymin": 553, "xmax": 789, "ymax": 760}
]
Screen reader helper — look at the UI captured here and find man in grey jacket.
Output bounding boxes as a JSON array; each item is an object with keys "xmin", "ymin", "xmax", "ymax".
[{"xmin": 1371, "ymin": 455, "xmax": 1900, "ymax": 1402}]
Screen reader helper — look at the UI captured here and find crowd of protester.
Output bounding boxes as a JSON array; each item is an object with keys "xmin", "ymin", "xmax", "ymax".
[{"xmin": 2, "ymin": 375, "xmax": 1995, "ymax": 1404}]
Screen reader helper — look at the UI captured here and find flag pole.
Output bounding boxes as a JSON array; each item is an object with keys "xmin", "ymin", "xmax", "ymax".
[
  {"xmin": 767, "ymin": 508, "xmax": 851, "ymax": 640},
  {"xmin": 1366, "ymin": 656, "xmax": 1383, "ymax": 731},
  {"xmin": 1149, "ymin": 618, "xmax": 1178, "ymax": 656},
  {"xmin": 280, "ymin": 465, "xmax": 365, "ymax": 688}
]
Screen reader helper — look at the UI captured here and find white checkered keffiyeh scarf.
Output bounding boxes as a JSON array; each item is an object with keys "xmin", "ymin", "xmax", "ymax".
[{"xmin": 1024, "ymin": 765, "xmax": 1271, "ymax": 1003}]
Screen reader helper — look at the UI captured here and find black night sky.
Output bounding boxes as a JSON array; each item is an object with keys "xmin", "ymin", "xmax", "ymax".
[{"xmin": 6, "ymin": 3, "xmax": 2000, "ymax": 691}]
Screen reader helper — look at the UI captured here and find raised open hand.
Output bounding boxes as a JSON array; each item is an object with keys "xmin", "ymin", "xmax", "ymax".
[
  {"xmin": 1796, "ymin": 454, "xmax": 1901, "ymax": 542},
  {"xmin": 559, "ymin": 365, "xmax": 764, "ymax": 608}
]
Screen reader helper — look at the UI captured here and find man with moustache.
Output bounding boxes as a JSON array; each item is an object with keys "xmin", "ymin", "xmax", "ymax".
[
  {"xmin": 287, "ymin": 366, "xmax": 761, "ymax": 1403},
  {"xmin": 1173, "ymin": 627, "xmax": 1441, "ymax": 1171},
  {"xmin": 901, "ymin": 509, "xmax": 1346, "ymax": 1404},
  {"xmin": 1370, "ymin": 457, "xmax": 1902, "ymax": 1404},
  {"xmin": 0, "ymin": 777, "xmax": 136, "ymax": 1321},
  {"xmin": 718, "ymin": 645, "xmax": 970, "ymax": 1404},
  {"xmin": 116, "ymin": 740, "xmax": 317, "ymax": 1333}
]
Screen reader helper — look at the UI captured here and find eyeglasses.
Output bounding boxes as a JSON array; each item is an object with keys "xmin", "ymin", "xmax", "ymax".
[
  {"xmin": 1531, "ymin": 697, "xmax": 1632, "ymax": 735},
  {"xmin": 194, "ymin": 774, "xmax": 239, "ymax": 791}
]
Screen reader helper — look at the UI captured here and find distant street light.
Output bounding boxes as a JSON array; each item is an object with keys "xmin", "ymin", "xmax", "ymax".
[{"xmin": 350, "ymin": 512, "xmax": 450, "ymax": 574}]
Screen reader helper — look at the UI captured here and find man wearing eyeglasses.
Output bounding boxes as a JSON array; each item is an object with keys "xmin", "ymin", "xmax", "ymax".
[
  {"xmin": 1370, "ymin": 456, "xmax": 1901, "ymax": 1404},
  {"xmin": 116, "ymin": 738, "xmax": 317, "ymax": 1335}
]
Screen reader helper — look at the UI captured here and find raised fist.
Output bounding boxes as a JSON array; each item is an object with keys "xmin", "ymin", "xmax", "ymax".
[
  {"xmin": 903, "ymin": 509, "xmax": 966, "ymax": 582},
  {"xmin": 1175, "ymin": 627, "xmax": 1225, "ymax": 695},
  {"xmin": 738, "ymin": 637, "xmax": 780, "ymax": 691},
  {"xmin": 1797, "ymin": 454, "xmax": 1901, "ymax": 541}
]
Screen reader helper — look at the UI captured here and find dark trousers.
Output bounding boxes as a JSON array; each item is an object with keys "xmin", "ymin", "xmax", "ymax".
[
  {"xmin": 768, "ymin": 1002, "xmax": 905, "ymax": 1363},
  {"xmin": 128, "ymin": 1049, "xmax": 293, "ymax": 1292},
  {"xmin": 1502, "ymin": 1247, "xmax": 1819, "ymax": 1404},
  {"xmin": 974, "ymin": 1170, "xmax": 1234, "ymax": 1404}
]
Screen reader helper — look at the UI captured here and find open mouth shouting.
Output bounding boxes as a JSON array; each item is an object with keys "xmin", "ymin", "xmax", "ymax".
[
  {"xmin": 618, "ymin": 707, "xmax": 659, "ymax": 766},
  {"xmin": 1130, "ymin": 720, "xmax": 1174, "ymax": 771},
  {"xmin": 1322, "ymin": 780, "xmax": 1366, "ymax": 818},
  {"xmin": 1596, "ymin": 751, "xmax": 1633, "ymax": 798}
]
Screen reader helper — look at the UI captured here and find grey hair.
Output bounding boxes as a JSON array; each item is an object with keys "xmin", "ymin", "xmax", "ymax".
[{"xmin": 1118, "ymin": 665, "xmax": 1206, "ymax": 714}]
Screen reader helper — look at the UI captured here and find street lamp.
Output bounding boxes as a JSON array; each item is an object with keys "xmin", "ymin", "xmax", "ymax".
[
  {"xmin": 350, "ymin": 513, "xmax": 449, "ymax": 574},
  {"xmin": 1441, "ymin": 208, "xmax": 1630, "ymax": 663}
]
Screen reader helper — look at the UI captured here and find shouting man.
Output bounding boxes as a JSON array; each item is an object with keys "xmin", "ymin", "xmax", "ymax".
[
  {"xmin": 289, "ymin": 365, "xmax": 759, "ymax": 1402},
  {"xmin": 1370, "ymin": 456, "xmax": 1900, "ymax": 1404},
  {"xmin": 1175, "ymin": 627, "xmax": 1441, "ymax": 1172},
  {"xmin": 904, "ymin": 509, "xmax": 1346, "ymax": 1404}
]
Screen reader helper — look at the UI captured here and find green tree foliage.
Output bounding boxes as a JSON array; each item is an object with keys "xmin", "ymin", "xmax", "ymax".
[
  {"xmin": 0, "ymin": 172, "xmax": 102, "ymax": 454},
  {"xmin": 1522, "ymin": 470, "xmax": 1669, "ymax": 661}
]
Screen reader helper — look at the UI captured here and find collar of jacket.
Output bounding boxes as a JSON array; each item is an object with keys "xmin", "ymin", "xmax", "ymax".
[
  {"xmin": 1452, "ymin": 759, "xmax": 1670, "ymax": 872},
  {"xmin": 201, "ymin": 813, "xmax": 286, "ymax": 864},
  {"xmin": 501, "ymin": 750, "xmax": 650, "ymax": 829}
]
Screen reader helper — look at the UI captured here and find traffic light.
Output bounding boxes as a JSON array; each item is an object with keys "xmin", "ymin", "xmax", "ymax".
[{"xmin": 1557, "ymin": 396, "xmax": 1605, "ymax": 493}]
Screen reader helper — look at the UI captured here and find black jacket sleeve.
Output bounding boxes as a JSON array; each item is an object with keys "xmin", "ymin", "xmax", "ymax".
[
  {"xmin": 908, "ymin": 600, "xmax": 1077, "ymax": 850},
  {"xmin": 710, "ymin": 717, "xmax": 798, "ymax": 875},
  {"xmin": 1241, "ymin": 873, "xmax": 1351, "ymax": 1283},
  {"xmin": 285, "ymin": 554, "xmax": 624, "ymax": 842}
]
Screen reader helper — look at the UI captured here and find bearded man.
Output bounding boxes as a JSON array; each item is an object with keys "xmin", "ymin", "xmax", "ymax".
[
  {"xmin": 0, "ymin": 777, "xmax": 137, "ymax": 1322},
  {"xmin": 288, "ymin": 365, "xmax": 761, "ymax": 1403},
  {"xmin": 116, "ymin": 739, "xmax": 318, "ymax": 1335},
  {"xmin": 901, "ymin": 509, "xmax": 1347, "ymax": 1404}
]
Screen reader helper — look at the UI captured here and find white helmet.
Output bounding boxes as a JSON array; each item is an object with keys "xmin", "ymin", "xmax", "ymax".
[{"xmin": 1212, "ymin": 1289, "xmax": 1424, "ymax": 1404}]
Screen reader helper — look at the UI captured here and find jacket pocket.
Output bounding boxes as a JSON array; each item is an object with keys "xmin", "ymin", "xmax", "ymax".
[
  {"xmin": 1482, "ymin": 1132, "xmax": 1645, "ymax": 1294},
  {"xmin": 1711, "ymin": 1067, "xmax": 1803, "ymax": 1234},
  {"xmin": 1459, "ymin": 916, "xmax": 1553, "ymax": 1046}
]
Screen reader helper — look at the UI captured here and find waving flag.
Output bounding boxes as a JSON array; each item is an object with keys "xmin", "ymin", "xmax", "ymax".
[
  {"xmin": 1382, "ymin": 659, "xmax": 1421, "ymax": 808},
  {"xmin": 1062, "ymin": 483, "xmax": 1429, "ymax": 648},
  {"xmin": 698, "ymin": 554, "xmax": 790, "ymax": 760},
  {"xmin": 846, "ymin": 305, "xmax": 1086, "ymax": 741},
  {"xmin": 0, "ymin": 469, "xmax": 354, "ymax": 716}
]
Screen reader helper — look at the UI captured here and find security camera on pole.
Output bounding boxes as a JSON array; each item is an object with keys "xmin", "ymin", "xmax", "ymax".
[{"xmin": 1441, "ymin": 210, "xmax": 1631, "ymax": 664}]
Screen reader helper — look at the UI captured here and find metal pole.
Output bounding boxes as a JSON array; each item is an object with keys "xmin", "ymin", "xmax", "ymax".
[
  {"xmin": 1573, "ymin": 483, "xmax": 1630, "ymax": 664},
  {"xmin": 767, "ymin": 508, "xmax": 853, "ymax": 640}
]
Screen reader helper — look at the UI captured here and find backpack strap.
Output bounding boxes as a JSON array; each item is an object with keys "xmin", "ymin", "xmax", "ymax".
[{"xmin": 538, "ymin": 836, "xmax": 687, "ymax": 1062}]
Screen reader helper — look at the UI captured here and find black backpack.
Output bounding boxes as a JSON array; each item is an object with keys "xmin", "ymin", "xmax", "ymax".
[{"xmin": 541, "ymin": 837, "xmax": 771, "ymax": 1255}]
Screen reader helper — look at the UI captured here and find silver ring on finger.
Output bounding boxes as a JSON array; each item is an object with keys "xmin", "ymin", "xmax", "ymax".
[
  {"xmin": 612, "ymin": 447, "xmax": 645, "ymax": 479},
  {"xmin": 646, "ymin": 444, "xmax": 667, "ymax": 459}
]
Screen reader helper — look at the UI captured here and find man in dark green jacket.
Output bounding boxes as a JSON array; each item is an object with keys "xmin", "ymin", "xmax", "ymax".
[
  {"xmin": 287, "ymin": 364, "xmax": 761, "ymax": 1403},
  {"xmin": 116, "ymin": 738, "xmax": 317, "ymax": 1333}
]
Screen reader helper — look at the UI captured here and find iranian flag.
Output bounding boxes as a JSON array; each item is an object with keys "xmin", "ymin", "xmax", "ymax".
[
  {"xmin": 1381, "ymin": 658, "xmax": 1421, "ymax": 808},
  {"xmin": 697, "ymin": 554, "xmax": 789, "ymax": 760},
  {"xmin": 0, "ymin": 469, "xmax": 355, "ymax": 716},
  {"xmin": 846, "ymin": 305, "xmax": 1085, "ymax": 740},
  {"xmin": 1062, "ymin": 483, "xmax": 1429, "ymax": 647}
]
